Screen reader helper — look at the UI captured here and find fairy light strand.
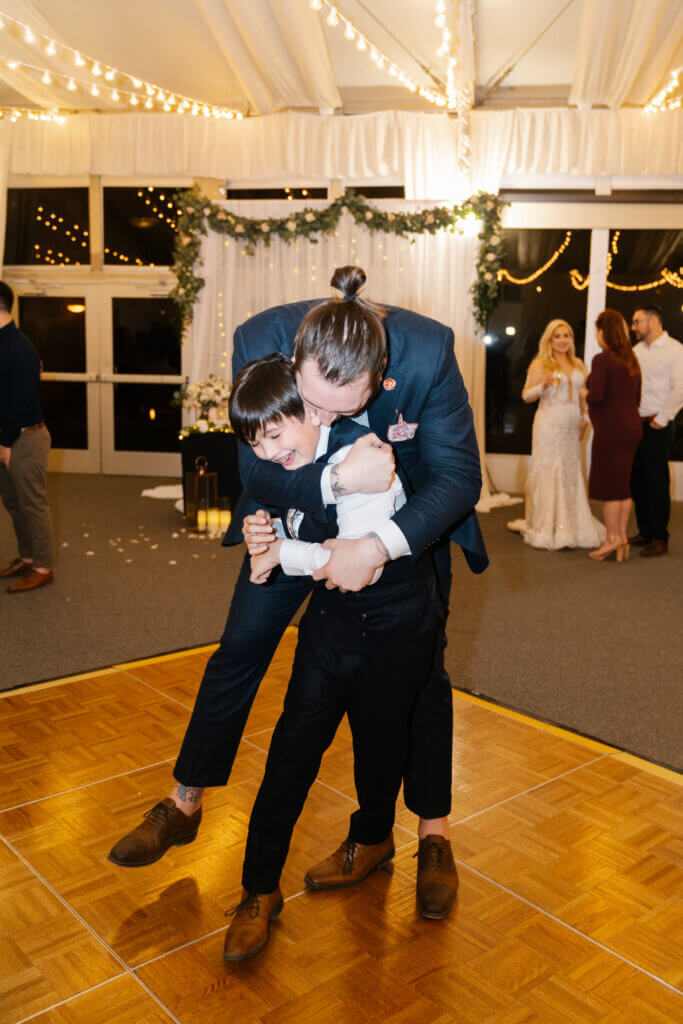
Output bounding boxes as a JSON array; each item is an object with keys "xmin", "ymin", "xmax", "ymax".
[
  {"xmin": 498, "ymin": 231, "xmax": 573, "ymax": 284},
  {"xmin": 645, "ymin": 66, "xmax": 682, "ymax": 113},
  {"xmin": 0, "ymin": 9, "xmax": 244, "ymax": 119}
]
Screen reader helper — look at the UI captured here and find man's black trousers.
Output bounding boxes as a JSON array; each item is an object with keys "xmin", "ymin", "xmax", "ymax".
[
  {"xmin": 174, "ymin": 542, "xmax": 453, "ymax": 820},
  {"xmin": 630, "ymin": 421, "xmax": 676, "ymax": 542},
  {"xmin": 241, "ymin": 628, "xmax": 435, "ymax": 894}
]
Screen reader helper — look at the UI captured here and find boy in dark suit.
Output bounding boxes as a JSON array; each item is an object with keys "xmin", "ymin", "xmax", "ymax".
[{"xmin": 223, "ymin": 352, "xmax": 442, "ymax": 961}]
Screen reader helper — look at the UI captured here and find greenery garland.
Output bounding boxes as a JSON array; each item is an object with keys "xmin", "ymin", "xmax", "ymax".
[{"xmin": 170, "ymin": 186, "xmax": 505, "ymax": 331}]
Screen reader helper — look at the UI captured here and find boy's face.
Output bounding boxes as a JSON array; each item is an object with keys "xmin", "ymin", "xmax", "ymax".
[{"xmin": 250, "ymin": 410, "xmax": 319, "ymax": 470}]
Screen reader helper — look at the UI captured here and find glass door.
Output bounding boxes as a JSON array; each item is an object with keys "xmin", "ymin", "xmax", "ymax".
[
  {"xmin": 16, "ymin": 288, "xmax": 101, "ymax": 473},
  {"xmin": 99, "ymin": 286, "xmax": 184, "ymax": 476}
]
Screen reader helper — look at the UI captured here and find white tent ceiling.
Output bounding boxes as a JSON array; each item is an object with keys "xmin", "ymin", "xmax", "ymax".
[{"xmin": 0, "ymin": 0, "xmax": 681, "ymax": 117}]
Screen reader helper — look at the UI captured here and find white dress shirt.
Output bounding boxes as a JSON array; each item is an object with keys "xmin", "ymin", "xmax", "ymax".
[
  {"xmin": 633, "ymin": 332, "xmax": 683, "ymax": 426},
  {"xmin": 279, "ymin": 426, "xmax": 407, "ymax": 582}
]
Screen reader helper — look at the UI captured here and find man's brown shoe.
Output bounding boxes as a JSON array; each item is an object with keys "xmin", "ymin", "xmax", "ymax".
[
  {"xmin": 0, "ymin": 558, "xmax": 33, "ymax": 578},
  {"xmin": 641, "ymin": 539, "xmax": 668, "ymax": 558},
  {"xmin": 629, "ymin": 533, "xmax": 650, "ymax": 547},
  {"xmin": 415, "ymin": 835, "xmax": 459, "ymax": 920},
  {"xmin": 108, "ymin": 798, "xmax": 202, "ymax": 867},
  {"xmin": 7, "ymin": 569, "xmax": 53, "ymax": 592},
  {"xmin": 304, "ymin": 834, "xmax": 394, "ymax": 890},
  {"xmin": 223, "ymin": 888, "xmax": 283, "ymax": 962}
]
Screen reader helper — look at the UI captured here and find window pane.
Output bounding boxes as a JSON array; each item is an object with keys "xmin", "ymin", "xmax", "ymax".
[
  {"xmin": 113, "ymin": 298, "xmax": 181, "ymax": 374},
  {"xmin": 486, "ymin": 229, "xmax": 591, "ymax": 455},
  {"xmin": 18, "ymin": 296, "xmax": 87, "ymax": 373},
  {"xmin": 42, "ymin": 381, "xmax": 88, "ymax": 449},
  {"xmin": 4, "ymin": 188, "xmax": 90, "ymax": 266},
  {"xmin": 605, "ymin": 229, "xmax": 683, "ymax": 460},
  {"xmin": 103, "ymin": 187, "xmax": 180, "ymax": 266},
  {"xmin": 226, "ymin": 187, "xmax": 328, "ymax": 199},
  {"xmin": 114, "ymin": 384, "xmax": 181, "ymax": 452}
]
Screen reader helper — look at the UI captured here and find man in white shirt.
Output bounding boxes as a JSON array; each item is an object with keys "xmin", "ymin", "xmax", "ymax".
[{"xmin": 630, "ymin": 305, "xmax": 683, "ymax": 557}]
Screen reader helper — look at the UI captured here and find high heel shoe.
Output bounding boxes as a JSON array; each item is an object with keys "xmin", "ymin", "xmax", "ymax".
[
  {"xmin": 589, "ymin": 535, "xmax": 621, "ymax": 561},
  {"xmin": 616, "ymin": 537, "xmax": 630, "ymax": 563}
]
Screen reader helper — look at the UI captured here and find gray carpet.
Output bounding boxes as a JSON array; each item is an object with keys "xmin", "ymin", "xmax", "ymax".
[{"xmin": 2, "ymin": 474, "xmax": 681, "ymax": 769}]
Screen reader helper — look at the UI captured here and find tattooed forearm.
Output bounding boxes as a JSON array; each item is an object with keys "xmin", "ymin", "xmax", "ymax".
[
  {"xmin": 174, "ymin": 785, "xmax": 203, "ymax": 803},
  {"xmin": 367, "ymin": 532, "xmax": 390, "ymax": 560},
  {"xmin": 330, "ymin": 464, "xmax": 349, "ymax": 499}
]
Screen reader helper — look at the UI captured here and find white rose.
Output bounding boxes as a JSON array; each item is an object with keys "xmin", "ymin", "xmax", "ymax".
[
  {"xmin": 486, "ymin": 251, "xmax": 496, "ymax": 261},
  {"xmin": 426, "ymin": 214, "xmax": 435, "ymax": 225},
  {"xmin": 203, "ymin": 207, "xmax": 210, "ymax": 215},
  {"xmin": 235, "ymin": 224, "xmax": 245, "ymax": 233},
  {"xmin": 365, "ymin": 211, "xmax": 373, "ymax": 221},
  {"xmin": 486, "ymin": 200, "xmax": 495, "ymax": 211},
  {"xmin": 490, "ymin": 234, "xmax": 500, "ymax": 245},
  {"xmin": 260, "ymin": 222, "xmax": 270, "ymax": 231},
  {"xmin": 286, "ymin": 220, "xmax": 297, "ymax": 231},
  {"xmin": 181, "ymin": 236, "xmax": 192, "ymax": 246},
  {"xmin": 387, "ymin": 212, "xmax": 395, "ymax": 222},
  {"xmin": 484, "ymin": 272, "xmax": 493, "ymax": 281},
  {"xmin": 216, "ymin": 211, "xmax": 226, "ymax": 220},
  {"xmin": 304, "ymin": 212, "xmax": 315, "ymax": 222},
  {"xmin": 197, "ymin": 419, "xmax": 209, "ymax": 433}
]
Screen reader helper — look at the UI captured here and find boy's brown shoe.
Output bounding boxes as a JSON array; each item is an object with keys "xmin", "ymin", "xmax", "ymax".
[
  {"xmin": 304, "ymin": 834, "xmax": 394, "ymax": 890},
  {"xmin": 223, "ymin": 888, "xmax": 284, "ymax": 961},
  {"xmin": 415, "ymin": 835, "xmax": 459, "ymax": 920},
  {"xmin": 108, "ymin": 799, "xmax": 202, "ymax": 867}
]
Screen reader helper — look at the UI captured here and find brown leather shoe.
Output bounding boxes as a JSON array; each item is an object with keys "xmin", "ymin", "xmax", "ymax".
[
  {"xmin": 640, "ymin": 539, "xmax": 668, "ymax": 558},
  {"xmin": 415, "ymin": 835, "xmax": 459, "ymax": 920},
  {"xmin": 304, "ymin": 834, "xmax": 394, "ymax": 890},
  {"xmin": 0, "ymin": 558, "xmax": 33, "ymax": 578},
  {"xmin": 108, "ymin": 798, "xmax": 202, "ymax": 866},
  {"xmin": 223, "ymin": 888, "xmax": 283, "ymax": 962},
  {"xmin": 629, "ymin": 533, "xmax": 650, "ymax": 547},
  {"xmin": 8, "ymin": 569, "xmax": 54, "ymax": 592}
]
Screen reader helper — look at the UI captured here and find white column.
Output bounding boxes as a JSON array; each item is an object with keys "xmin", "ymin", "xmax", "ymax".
[{"xmin": 584, "ymin": 228, "xmax": 608, "ymax": 368}]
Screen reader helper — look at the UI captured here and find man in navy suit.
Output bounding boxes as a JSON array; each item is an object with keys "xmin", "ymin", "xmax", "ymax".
[{"xmin": 109, "ymin": 267, "xmax": 486, "ymax": 920}]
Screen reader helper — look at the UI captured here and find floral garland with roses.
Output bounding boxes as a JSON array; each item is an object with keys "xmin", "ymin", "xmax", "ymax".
[{"xmin": 170, "ymin": 187, "xmax": 505, "ymax": 332}]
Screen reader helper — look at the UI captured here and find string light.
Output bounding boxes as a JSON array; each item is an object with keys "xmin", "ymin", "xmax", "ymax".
[
  {"xmin": 310, "ymin": 0, "xmax": 447, "ymax": 107},
  {"xmin": 570, "ymin": 232, "xmax": 683, "ymax": 291},
  {"xmin": 498, "ymin": 231, "xmax": 573, "ymax": 284},
  {"xmin": 0, "ymin": 8, "xmax": 245, "ymax": 119},
  {"xmin": 645, "ymin": 66, "xmax": 682, "ymax": 113}
]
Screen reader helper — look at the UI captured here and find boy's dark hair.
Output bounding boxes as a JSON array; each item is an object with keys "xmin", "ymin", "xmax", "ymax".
[
  {"xmin": 0, "ymin": 281, "xmax": 14, "ymax": 314},
  {"xmin": 293, "ymin": 265, "xmax": 387, "ymax": 386},
  {"xmin": 633, "ymin": 304, "xmax": 663, "ymax": 322},
  {"xmin": 229, "ymin": 352, "xmax": 305, "ymax": 445}
]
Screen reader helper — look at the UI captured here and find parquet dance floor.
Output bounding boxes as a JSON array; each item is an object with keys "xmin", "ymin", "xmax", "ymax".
[{"xmin": 1, "ymin": 630, "xmax": 681, "ymax": 1023}]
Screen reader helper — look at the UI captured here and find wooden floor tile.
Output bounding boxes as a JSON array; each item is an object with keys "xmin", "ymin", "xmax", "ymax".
[
  {"xmin": 24, "ymin": 975, "xmax": 173, "ymax": 1023},
  {"xmin": 0, "ymin": 840, "xmax": 121, "ymax": 1024},
  {"xmin": 0, "ymin": 673, "xmax": 190, "ymax": 810}
]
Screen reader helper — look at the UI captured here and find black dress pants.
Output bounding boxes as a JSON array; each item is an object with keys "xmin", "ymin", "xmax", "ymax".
[
  {"xmin": 174, "ymin": 542, "xmax": 453, "ymax": 820},
  {"xmin": 630, "ymin": 421, "xmax": 676, "ymax": 542},
  {"xmin": 242, "ymin": 628, "xmax": 435, "ymax": 895}
]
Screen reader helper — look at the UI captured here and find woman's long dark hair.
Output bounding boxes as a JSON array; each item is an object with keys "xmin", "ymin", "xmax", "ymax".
[
  {"xmin": 595, "ymin": 309, "xmax": 641, "ymax": 378},
  {"xmin": 292, "ymin": 266, "xmax": 387, "ymax": 386}
]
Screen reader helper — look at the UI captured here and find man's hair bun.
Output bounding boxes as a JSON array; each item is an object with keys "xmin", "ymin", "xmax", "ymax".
[{"xmin": 330, "ymin": 265, "xmax": 367, "ymax": 300}]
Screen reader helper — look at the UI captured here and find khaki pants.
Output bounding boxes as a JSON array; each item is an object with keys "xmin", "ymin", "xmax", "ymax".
[{"xmin": 0, "ymin": 426, "xmax": 53, "ymax": 568}]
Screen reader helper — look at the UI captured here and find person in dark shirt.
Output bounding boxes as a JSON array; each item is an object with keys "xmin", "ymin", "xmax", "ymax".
[{"xmin": 0, "ymin": 280, "xmax": 54, "ymax": 592}]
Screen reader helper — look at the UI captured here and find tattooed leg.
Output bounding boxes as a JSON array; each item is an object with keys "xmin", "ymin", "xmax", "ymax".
[{"xmin": 170, "ymin": 783, "xmax": 205, "ymax": 815}]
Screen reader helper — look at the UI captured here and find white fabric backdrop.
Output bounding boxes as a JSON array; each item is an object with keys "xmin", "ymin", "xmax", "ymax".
[
  {"xmin": 187, "ymin": 198, "xmax": 493, "ymax": 508},
  {"xmin": 0, "ymin": 123, "xmax": 10, "ymax": 276}
]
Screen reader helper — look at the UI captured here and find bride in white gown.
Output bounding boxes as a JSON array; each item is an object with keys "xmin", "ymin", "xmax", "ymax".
[{"xmin": 508, "ymin": 319, "xmax": 605, "ymax": 550}]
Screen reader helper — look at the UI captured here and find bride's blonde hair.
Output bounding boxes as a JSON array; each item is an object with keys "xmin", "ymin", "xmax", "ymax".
[{"xmin": 535, "ymin": 319, "xmax": 585, "ymax": 375}]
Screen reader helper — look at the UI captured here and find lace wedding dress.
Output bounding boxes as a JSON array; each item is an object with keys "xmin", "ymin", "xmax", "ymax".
[{"xmin": 508, "ymin": 369, "xmax": 605, "ymax": 550}]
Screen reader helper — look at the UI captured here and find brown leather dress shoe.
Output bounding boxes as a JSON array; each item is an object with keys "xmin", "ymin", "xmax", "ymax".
[
  {"xmin": 0, "ymin": 558, "xmax": 33, "ymax": 577},
  {"xmin": 640, "ymin": 539, "xmax": 668, "ymax": 558},
  {"xmin": 8, "ymin": 569, "xmax": 54, "ymax": 592},
  {"xmin": 108, "ymin": 798, "xmax": 202, "ymax": 866},
  {"xmin": 304, "ymin": 834, "xmax": 394, "ymax": 890},
  {"xmin": 629, "ymin": 533, "xmax": 650, "ymax": 547},
  {"xmin": 415, "ymin": 835, "xmax": 459, "ymax": 920},
  {"xmin": 223, "ymin": 888, "xmax": 283, "ymax": 962}
]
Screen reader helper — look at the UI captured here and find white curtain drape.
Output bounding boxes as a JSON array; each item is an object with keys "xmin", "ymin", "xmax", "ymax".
[
  {"xmin": 0, "ymin": 122, "xmax": 11, "ymax": 276},
  {"xmin": 570, "ymin": 0, "xmax": 683, "ymax": 109},
  {"xmin": 188, "ymin": 199, "xmax": 492, "ymax": 507}
]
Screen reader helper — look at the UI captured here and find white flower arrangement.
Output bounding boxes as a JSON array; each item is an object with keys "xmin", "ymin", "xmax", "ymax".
[{"xmin": 173, "ymin": 375, "xmax": 233, "ymax": 438}]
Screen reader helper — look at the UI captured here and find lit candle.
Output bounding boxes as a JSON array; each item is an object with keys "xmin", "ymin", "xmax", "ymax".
[
  {"xmin": 196, "ymin": 508, "xmax": 207, "ymax": 532},
  {"xmin": 207, "ymin": 507, "xmax": 220, "ymax": 531},
  {"xmin": 219, "ymin": 507, "xmax": 232, "ymax": 530}
]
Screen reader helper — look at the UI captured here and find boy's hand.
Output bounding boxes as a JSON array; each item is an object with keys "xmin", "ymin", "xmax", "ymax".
[
  {"xmin": 243, "ymin": 509, "xmax": 275, "ymax": 555},
  {"xmin": 332, "ymin": 434, "xmax": 395, "ymax": 497},
  {"xmin": 313, "ymin": 534, "xmax": 387, "ymax": 592},
  {"xmin": 250, "ymin": 538, "xmax": 282, "ymax": 584}
]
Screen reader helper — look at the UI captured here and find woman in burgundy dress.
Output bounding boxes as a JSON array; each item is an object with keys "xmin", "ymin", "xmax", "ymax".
[{"xmin": 582, "ymin": 309, "xmax": 642, "ymax": 561}]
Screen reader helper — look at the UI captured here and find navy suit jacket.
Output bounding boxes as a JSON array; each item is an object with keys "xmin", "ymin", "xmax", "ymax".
[{"xmin": 224, "ymin": 299, "xmax": 488, "ymax": 573}]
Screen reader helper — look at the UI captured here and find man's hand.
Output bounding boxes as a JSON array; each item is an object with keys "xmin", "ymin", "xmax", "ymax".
[
  {"xmin": 313, "ymin": 534, "xmax": 388, "ymax": 591},
  {"xmin": 331, "ymin": 433, "xmax": 394, "ymax": 498},
  {"xmin": 243, "ymin": 509, "xmax": 275, "ymax": 555},
  {"xmin": 250, "ymin": 538, "xmax": 282, "ymax": 584},
  {"xmin": 0, "ymin": 445, "xmax": 10, "ymax": 469}
]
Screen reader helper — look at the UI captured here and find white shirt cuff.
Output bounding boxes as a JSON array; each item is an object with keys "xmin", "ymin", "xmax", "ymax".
[
  {"xmin": 653, "ymin": 413, "xmax": 670, "ymax": 427},
  {"xmin": 372, "ymin": 520, "xmax": 411, "ymax": 561},
  {"xmin": 320, "ymin": 464, "xmax": 337, "ymax": 505}
]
